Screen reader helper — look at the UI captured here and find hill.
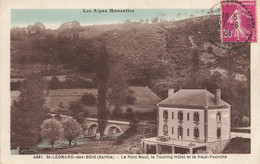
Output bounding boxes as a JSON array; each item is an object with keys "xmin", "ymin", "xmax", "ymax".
[
  {"xmin": 10, "ymin": 15, "xmax": 250, "ymax": 125},
  {"xmin": 11, "ymin": 15, "xmax": 249, "ymax": 79}
]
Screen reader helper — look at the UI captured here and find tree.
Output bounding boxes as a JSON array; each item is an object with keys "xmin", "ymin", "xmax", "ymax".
[
  {"xmin": 112, "ymin": 107, "xmax": 123, "ymax": 118},
  {"xmin": 62, "ymin": 118, "xmax": 83, "ymax": 147},
  {"xmin": 107, "ymin": 63, "xmax": 128, "ymax": 110},
  {"xmin": 41, "ymin": 119, "xmax": 64, "ymax": 149},
  {"xmin": 151, "ymin": 17, "xmax": 159, "ymax": 24},
  {"xmin": 68, "ymin": 101, "xmax": 88, "ymax": 124},
  {"xmin": 207, "ymin": 46, "xmax": 214, "ymax": 54},
  {"xmin": 124, "ymin": 20, "xmax": 132, "ymax": 24},
  {"xmin": 177, "ymin": 13, "xmax": 181, "ymax": 18},
  {"xmin": 11, "ymin": 73, "xmax": 49, "ymax": 148},
  {"xmin": 126, "ymin": 89, "xmax": 136, "ymax": 105},
  {"xmin": 81, "ymin": 93, "xmax": 96, "ymax": 105},
  {"xmin": 49, "ymin": 76, "xmax": 61, "ymax": 89},
  {"xmin": 125, "ymin": 107, "xmax": 135, "ymax": 120},
  {"xmin": 187, "ymin": 48, "xmax": 201, "ymax": 87},
  {"xmin": 139, "ymin": 19, "xmax": 144, "ymax": 23},
  {"xmin": 95, "ymin": 41, "xmax": 110, "ymax": 139}
]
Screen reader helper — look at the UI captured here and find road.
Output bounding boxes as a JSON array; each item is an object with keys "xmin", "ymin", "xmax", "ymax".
[{"xmin": 230, "ymin": 132, "xmax": 250, "ymax": 139}]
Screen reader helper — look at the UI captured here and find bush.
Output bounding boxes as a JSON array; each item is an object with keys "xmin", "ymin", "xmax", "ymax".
[
  {"xmin": 112, "ymin": 108, "xmax": 123, "ymax": 118},
  {"xmin": 68, "ymin": 101, "xmax": 88, "ymax": 124},
  {"xmin": 49, "ymin": 76, "xmax": 60, "ymax": 89},
  {"xmin": 125, "ymin": 108, "xmax": 135, "ymax": 119},
  {"xmin": 126, "ymin": 96, "xmax": 137, "ymax": 105},
  {"xmin": 113, "ymin": 124, "xmax": 137, "ymax": 146},
  {"xmin": 135, "ymin": 109, "xmax": 157, "ymax": 121},
  {"xmin": 223, "ymin": 137, "xmax": 250, "ymax": 154},
  {"xmin": 63, "ymin": 76, "xmax": 96, "ymax": 89},
  {"xmin": 207, "ymin": 46, "xmax": 214, "ymax": 54},
  {"xmin": 81, "ymin": 93, "xmax": 96, "ymax": 105},
  {"xmin": 69, "ymin": 101, "xmax": 84, "ymax": 113},
  {"xmin": 126, "ymin": 89, "xmax": 137, "ymax": 105},
  {"xmin": 11, "ymin": 81, "xmax": 21, "ymax": 91}
]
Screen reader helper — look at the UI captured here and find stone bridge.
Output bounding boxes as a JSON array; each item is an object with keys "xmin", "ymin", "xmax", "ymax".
[{"xmin": 83, "ymin": 118, "xmax": 131, "ymax": 138}]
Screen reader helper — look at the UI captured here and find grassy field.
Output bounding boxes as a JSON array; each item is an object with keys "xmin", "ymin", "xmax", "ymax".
[{"xmin": 11, "ymin": 86, "xmax": 161, "ymax": 115}]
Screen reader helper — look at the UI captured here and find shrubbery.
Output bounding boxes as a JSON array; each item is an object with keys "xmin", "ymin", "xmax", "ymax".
[
  {"xmin": 113, "ymin": 122, "xmax": 138, "ymax": 146},
  {"xmin": 11, "ymin": 81, "xmax": 21, "ymax": 91},
  {"xmin": 49, "ymin": 76, "xmax": 96, "ymax": 90},
  {"xmin": 126, "ymin": 89, "xmax": 136, "ymax": 105},
  {"xmin": 223, "ymin": 137, "xmax": 250, "ymax": 154},
  {"xmin": 62, "ymin": 76, "xmax": 96, "ymax": 89},
  {"xmin": 68, "ymin": 101, "xmax": 88, "ymax": 124},
  {"xmin": 81, "ymin": 93, "xmax": 96, "ymax": 105},
  {"xmin": 135, "ymin": 108, "xmax": 157, "ymax": 121},
  {"xmin": 49, "ymin": 76, "xmax": 60, "ymax": 89},
  {"xmin": 112, "ymin": 108, "xmax": 123, "ymax": 118},
  {"xmin": 124, "ymin": 108, "xmax": 135, "ymax": 119}
]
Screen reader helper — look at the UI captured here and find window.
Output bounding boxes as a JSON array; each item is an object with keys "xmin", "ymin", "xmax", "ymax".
[
  {"xmin": 172, "ymin": 127, "xmax": 174, "ymax": 134},
  {"xmin": 217, "ymin": 127, "xmax": 221, "ymax": 138},
  {"xmin": 178, "ymin": 111, "xmax": 183, "ymax": 121},
  {"xmin": 163, "ymin": 110, "xmax": 168, "ymax": 120},
  {"xmin": 193, "ymin": 112, "xmax": 200, "ymax": 122},
  {"xmin": 178, "ymin": 126, "xmax": 183, "ymax": 139},
  {"xmin": 216, "ymin": 112, "xmax": 221, "ymax": 122},
  {"xmin": 163, "ymin": 124, "xmax": 168, "ymax": 135},
  {"xmin": 172, "ymin": 112, "xmax": 174, "ymax": 119},
  {"xmin": 187, "ymin": 113, "xmax": 190, "ymax": 121},
  {"xmin": 187, "ymin": 128, "xmax": 189, "ymax": 136},
  {"xmin": 193, "ymin": 128, "xmax": 199, "ymax": 138}
]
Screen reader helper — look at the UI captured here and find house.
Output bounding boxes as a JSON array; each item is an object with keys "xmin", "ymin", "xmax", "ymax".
[{"xmin": 141, "ymin": 88, "xmax": 231, "ymax": 154}]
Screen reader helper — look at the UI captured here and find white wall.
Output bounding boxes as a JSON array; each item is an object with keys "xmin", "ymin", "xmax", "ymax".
[
  {"xmin": 207, "ymin": 108, "xmax": 231, "ymax": 142},
  {"xmin": 158, "ymin": 107, "xmax": 231, "ymax": 143},
  {"xmin": 158, "ymin": 107, "xmax": 205, "ymax": 142}
]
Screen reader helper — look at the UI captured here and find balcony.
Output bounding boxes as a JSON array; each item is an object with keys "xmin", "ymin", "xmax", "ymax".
[
  {"xmin": 156, "ymin": 136, "xmax": 170, "ymax": 142},
  {"xmin": 193, "ymin": 121, "xmax": 200, "ymax": 125},
  {"xmin": 178, "ymin": 119, "xmax": 183, "ymax": 124}
]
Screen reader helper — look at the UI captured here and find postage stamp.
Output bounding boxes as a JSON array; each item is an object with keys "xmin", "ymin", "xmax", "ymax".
[{"xmin": 221, "ymin": 0, "xmax": 257, "ymax": 42}]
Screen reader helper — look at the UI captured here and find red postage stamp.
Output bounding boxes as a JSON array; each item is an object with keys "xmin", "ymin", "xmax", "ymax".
[{"xmin": 221, "ymin": 0, "xmax": 257, "ymax": 42}]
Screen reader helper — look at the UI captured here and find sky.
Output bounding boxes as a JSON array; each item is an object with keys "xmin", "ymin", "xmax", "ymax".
[{"xmin": 11, "ymin": 9, "xmax": 211, "ymax": 29}]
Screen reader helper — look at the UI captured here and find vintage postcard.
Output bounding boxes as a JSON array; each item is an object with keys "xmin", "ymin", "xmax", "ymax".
[{"xmin": 0, "ymin": 0, "xmax": 260, "ymax": 164}]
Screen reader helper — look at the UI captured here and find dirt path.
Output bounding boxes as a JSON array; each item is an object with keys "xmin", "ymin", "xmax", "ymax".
[{"xmin": 188, "ymin": 36, "xmax": 196, "ymax": 49}]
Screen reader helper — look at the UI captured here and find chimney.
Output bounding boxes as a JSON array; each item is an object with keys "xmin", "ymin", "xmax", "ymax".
[
  {"xmin": 215, "ymin": 89, "xmax": 221, "ymax": 105},
  {"xmin": 168, "ymin": 89, "xmax": 174, "ymax": 97}
]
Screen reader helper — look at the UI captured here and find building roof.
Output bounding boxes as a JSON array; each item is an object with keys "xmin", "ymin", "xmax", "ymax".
[{"xmin": 158, "ymin": 89, "xmax": 230, "ymax": 109}]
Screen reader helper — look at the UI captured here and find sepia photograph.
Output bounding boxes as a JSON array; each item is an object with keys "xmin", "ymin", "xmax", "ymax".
[{"xmin": 9, "ymin": 7, "xmax": 253, "ymax": 156}]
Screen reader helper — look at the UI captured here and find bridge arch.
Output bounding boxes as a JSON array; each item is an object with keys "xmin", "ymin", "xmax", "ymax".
[
  {"xmin": 84, "ymin": 123, "xmax": 98, "ymax": 137},
  {"xmin": 104, "ymin": 124, "xmax": 123, "ymax": 137}
]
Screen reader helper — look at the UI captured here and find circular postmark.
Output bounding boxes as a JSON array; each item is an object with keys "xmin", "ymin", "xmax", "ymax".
[{"xmin": 203, "ymin": 0, "xmax": 256, "ymax": 50}]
